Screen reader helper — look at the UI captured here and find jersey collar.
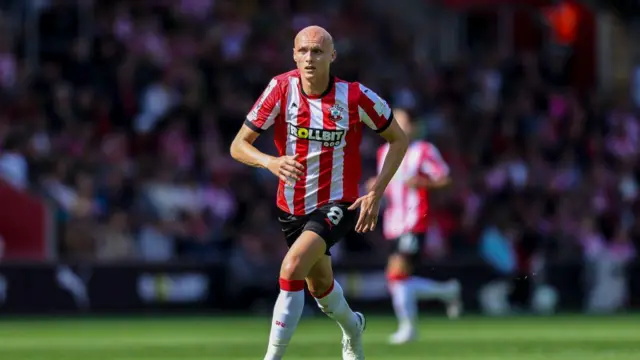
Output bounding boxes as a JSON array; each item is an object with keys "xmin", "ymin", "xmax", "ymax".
[{"xmin": 299, "ymin": 74, "xmax": 335, "ymax": 99}]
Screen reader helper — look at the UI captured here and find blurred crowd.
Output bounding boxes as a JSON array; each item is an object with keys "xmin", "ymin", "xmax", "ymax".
[{"xmin": 0, "ymin": 0, "xmax": 637, "ymax": 274}]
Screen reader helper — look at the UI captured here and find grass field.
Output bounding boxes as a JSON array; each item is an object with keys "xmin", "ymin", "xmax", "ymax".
[{"xmin": 0, "ymin": 315, "xmax": 638, "ymax": 359}]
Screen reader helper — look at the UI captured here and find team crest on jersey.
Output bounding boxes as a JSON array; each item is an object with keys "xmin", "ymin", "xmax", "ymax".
[{"xmin": 328, "ymin": 104, "xmax": 345, "ymax": 121}]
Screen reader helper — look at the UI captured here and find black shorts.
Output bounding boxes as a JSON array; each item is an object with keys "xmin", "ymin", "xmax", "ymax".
[
  {"xmin": 277, "ymin": 202, "xmax": 357, "ymax": 256},
  {"xmin": 390, "ymin": 232, "xmax": 426, "ymax": 264}
]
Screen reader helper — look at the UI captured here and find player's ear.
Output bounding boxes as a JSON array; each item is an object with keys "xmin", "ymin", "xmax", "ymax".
[{"xmin": 331, "ymin": 49, "xmax": 336, "ymax": 62}]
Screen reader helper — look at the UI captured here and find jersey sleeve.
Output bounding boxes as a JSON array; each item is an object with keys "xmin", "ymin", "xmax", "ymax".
[
  {"xmin": 420, "ymin": 144, "xmax": 450, "ymax": 181},
  {"xmin": 357, "ymin": 83, "xmax": 393, "ymax": 133},
  {"xmin": 244, "ymin": 78, "xmax": 282, "ymax": 133}
]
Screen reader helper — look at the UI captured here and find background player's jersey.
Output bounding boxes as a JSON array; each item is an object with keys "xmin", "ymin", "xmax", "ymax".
[
  {"xmin": 245, "ymin": 69, "xmax": 392, "ymax": 216},
  {"xmin": 377, "ymin": 141, "xmax": 449, "ymax": 239}
]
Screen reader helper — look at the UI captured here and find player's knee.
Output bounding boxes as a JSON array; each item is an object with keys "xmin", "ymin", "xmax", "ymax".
[
  {"xmin": 281, "ymin": 232, "xmax": 327, "ymax": 280},
  {"xmin": 280, "ymin": 253, "xmax": 309, "ymax": 280}
]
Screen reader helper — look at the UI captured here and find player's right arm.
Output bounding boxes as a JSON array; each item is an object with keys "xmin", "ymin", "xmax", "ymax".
[{"xmin": 230, "ymin": 78, "xmax": 303, "ymax": 185}]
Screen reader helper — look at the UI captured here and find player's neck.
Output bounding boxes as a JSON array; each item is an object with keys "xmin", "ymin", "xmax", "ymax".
[{"xmin": 300, "ymin": 74, "xmax": 331, "ymax": 97}]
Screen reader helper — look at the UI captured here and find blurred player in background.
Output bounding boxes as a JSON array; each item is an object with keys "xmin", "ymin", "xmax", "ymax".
[
  {"xmin": 368, "ymin": 109, "xmax": 461, "ymax": 344},
  {"xmin": 230, "ymin": 26, "xmax": 408, "ymax": 360}
]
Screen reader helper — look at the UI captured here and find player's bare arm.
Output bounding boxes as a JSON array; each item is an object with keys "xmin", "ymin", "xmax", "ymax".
[
  {"xmin": 230, "ymin": 125, "xmax": 304, "ymax": 186},
  {"xmin": 349, "ymin": 120, "xmax": 408, "ymax": 232},
  {"xmin": 371, "ymin": 120, "xmax": 409, "ymax": 196},
  {"xmin": 365, "ymin": 177, "xmax": 377, "ymax": 193}
]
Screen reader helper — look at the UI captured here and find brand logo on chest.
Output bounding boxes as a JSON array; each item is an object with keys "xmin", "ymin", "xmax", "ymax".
[{"xmin": 288, "ymin": 124, "xmax": 345, "ymax": 147}]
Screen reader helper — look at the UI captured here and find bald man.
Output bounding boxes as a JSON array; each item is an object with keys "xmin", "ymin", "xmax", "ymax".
[{"xmin": 231, "ymin": 26, "xmax": 409, "ymax": 359}]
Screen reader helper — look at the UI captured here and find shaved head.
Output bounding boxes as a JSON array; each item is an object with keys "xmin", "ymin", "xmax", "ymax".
[
  {"xmin": 293, "ymin": 25, "xmax": 336, "ymax": 88},
  {"xmin": 294, "ymin": 26, "xmax": 334, "ymax": 50}
]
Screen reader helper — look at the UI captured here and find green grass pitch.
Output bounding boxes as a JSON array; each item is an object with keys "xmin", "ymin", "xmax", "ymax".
[{"xmin": 0, "ymin": 314, "xmax": 638, "ymax": 359}]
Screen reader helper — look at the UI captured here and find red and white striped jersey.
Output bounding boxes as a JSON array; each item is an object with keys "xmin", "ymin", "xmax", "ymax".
[
  {"xmin": 377, "ymin": 141, "xmax": 449, "ymax": 239},
  {"xmin": 245, "ymin": 69, "xmax": 392, "ymax": 216}
]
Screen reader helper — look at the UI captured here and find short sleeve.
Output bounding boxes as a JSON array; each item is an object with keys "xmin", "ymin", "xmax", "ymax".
[
  {"xmin": 357, "ymin": 83, "xmax": 393, "ymax": 133},
  {"xmin": 420, "ymin": 144, "xmax": 450, "ymax": 181},
  {"xmin": 245, "ymin": 78, "xmax": 282, "ymax": 133}
]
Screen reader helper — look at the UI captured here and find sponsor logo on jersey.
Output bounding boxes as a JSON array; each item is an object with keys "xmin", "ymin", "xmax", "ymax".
[{"xmin": 289, "ymin": 124, "xmax": 345, "ymax": 147}]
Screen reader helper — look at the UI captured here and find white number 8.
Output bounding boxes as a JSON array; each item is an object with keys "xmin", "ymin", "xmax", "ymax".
[{"xmin": 326, "ymin": 206, "xmax": 344, "ymax": 225}]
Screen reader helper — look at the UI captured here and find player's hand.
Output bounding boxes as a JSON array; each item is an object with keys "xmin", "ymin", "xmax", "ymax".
[
  {"xmin": 267, "ymin": 154, "xmax": 304, "ymax": 186},
  {"xmin": 348, "ymin": 191, "xmax": 381, "ymax": 233}
]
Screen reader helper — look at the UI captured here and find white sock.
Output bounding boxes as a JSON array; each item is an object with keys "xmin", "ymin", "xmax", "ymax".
[
  {"xmin": 264, "ymin": 279, "xmax": 306, "ymax": 360},
  {"xmin": 389, "ymin": 279, "xmax": 416, "ymax": 333},
  {"xmin": 410, "ymin": 277, "xmax": 457, "ymax": 302},
  {"xmin": 314, "ymin": 280, "xmax": 360, "ymax": 337}
]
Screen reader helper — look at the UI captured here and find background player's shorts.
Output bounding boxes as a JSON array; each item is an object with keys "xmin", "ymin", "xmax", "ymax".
[
  {"xmin": 277, "ymin": 202, "xmax": 356, "ymax": 256},
  {"xmin": 390, "ymin": 232, "xmax": 426, "ymax": 264}
]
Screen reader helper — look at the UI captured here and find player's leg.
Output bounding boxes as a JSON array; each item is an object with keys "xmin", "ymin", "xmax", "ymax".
[
  {"xmin": 265, "ymin": 230, "xmax": 327, "ymax": 360},
  {"xmin": 305, "ymin": 203, "xmax": 365, "ymax": 360},
  {"xmin": 388, "ymin": 234, "xmax": 461, "ymax": 304},
  {"xmin": 307, "ymin": 256, "xmax": 363, "ymax": 338},
  {"xmin": 410, "ymin": 274, "xmax": 462, "ymax": 319},
  {"xmin": 386, "ymin": 252, "xmax": 419, "ymax": 342},
  {"xmin": 386, "ymin": 233, "xmax": 462, "ymax": 344}
]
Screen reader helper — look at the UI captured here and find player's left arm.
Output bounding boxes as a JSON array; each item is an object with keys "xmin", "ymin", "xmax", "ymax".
[
  {"xmin": 370, "ymin": 121, "xmax": 408, "ymax": 196},
  {"xmin": 348, "ymin": 84, "xmax": 408, "ymax": 232},
  {"xmin": 356, "ymin": 84, "xmax": 409, "ymax": 198}
]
